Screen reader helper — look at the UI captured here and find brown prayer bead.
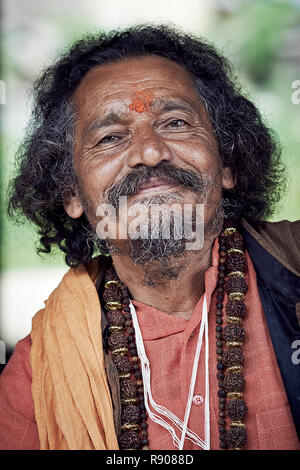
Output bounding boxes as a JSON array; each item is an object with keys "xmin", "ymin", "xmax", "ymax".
[
  {"xmin": 223, "ymin": 325, "xmax": 245, "ymax": 343},
  {"xmin": 222, "ymin": 347, "xmax": 244, "ymax": 367},
  {"xmin": 121, "ymin": 405, "xmax": 140, "ymax": 424},
  {"xmin": 223, "ymin": 372, "xmax": 246, "ymax": 392},
  {"xmin": 227, "ymin": 232, "xmax": 244, "ymax": 250},
  {"xmin": 226, "ymin": 277, "xmax": 247, "ymax": 295},
  {"xmin": 227, "ymin": 399, "xmax": 248, "ymax": 421},
  {"xmin": 121, "ymin": 379, "xmax": 138, "ymax": 398},
  {"xmin": 103, "ymin": 285, "xmax": 123, "ymax": 302},
  {"xmin": 108, "ymin": 331, "xmax": 128, "ymax": 350},
  {"xmin": 106, "ymin": 309, "xmax": 124, "ymax": 326},
  {"xmin": 119, "ymin": 430, "xmax": 141, "ymax": 450},
  {"xmin": 225, "ymin": 301, "xmax": 246, "ymax": 319},
  {"xmin": 226, "ymin": 253, "xmax": 247, "ymax": 274},
  {"xmin": 113, "ymin": 355, "xmax": 132, "ymax": 373},
  {"xmin": 225, "ymin": 427, "xmax": 247, "ymax": 448}
]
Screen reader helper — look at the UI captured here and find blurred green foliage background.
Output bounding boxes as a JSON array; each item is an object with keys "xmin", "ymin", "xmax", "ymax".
[{"xmin": 1, "ymin": 0, "xmax": 300, "ymax": 271}]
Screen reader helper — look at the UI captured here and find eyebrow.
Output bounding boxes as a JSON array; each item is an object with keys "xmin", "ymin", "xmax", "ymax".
[
  {"xmin": 152, "ymin": 97, "xmax": 194, "ymax": 113},
  {"xmin": 84, "ymin": 112, "xmax": 127, "ymax": 137},
  {"xmin": 83, "ymin": 97, "xmax": 195, "ymax": 139}
]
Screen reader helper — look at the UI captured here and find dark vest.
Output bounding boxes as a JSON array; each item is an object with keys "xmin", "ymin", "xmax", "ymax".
[{"xmin": 242, "ymin": 228, "xmax": 300, "ymax": 440}]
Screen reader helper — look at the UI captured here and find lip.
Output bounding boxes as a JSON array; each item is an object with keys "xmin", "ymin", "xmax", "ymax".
[{"xmin": 136, "ymin": 178, "xmax": 178, "ymax": 195}]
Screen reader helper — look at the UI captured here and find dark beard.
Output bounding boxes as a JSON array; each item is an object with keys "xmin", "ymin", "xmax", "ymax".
[
  {"xmin": 78, "ymin": 162, "xmax": 227, "ymax": 285},
  {"xmin": 104, "ymin": 198, "xmax": 224, "ymax": 287},
  {"xmin": 106, "ymin": 193, "xmax": 187, "ymax": 264},
  {"xmin": 84, "ymin": 199, "xmax": 224, "ymax": 287},
  {"xmin": 103, "ymin": 161, "xmax": 214, "ymax": 269}
]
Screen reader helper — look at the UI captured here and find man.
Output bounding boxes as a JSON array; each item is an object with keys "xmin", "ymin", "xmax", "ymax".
[{"xmin": 1, "ymin": 25, "xmax": 300, "ymax": 451}]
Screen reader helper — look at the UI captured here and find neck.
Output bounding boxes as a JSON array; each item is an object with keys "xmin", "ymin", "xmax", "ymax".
[{"xmin": 111, "ymin": 239, "xmax": 215, "ymax": 320}]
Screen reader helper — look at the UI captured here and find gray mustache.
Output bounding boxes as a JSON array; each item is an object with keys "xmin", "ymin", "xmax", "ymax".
[{"xmin": 107, "ymin": 163, "xmax": 212, "ymax": 208}]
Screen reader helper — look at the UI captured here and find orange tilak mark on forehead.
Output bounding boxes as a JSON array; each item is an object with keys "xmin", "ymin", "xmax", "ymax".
[{"xmin": 129, "ymin": 91, "xmax": 153, "ymax": 113}]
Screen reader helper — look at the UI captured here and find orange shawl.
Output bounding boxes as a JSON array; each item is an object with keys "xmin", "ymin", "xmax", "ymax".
[{"xmin": 30, "ymin": 261, "xmax": 119, "ymax": 450}]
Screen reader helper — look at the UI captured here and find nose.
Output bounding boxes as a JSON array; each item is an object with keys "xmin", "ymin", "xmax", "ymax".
[{"xmin": 126, "ymin": 123, "xmax": 172, "ymax": 168}]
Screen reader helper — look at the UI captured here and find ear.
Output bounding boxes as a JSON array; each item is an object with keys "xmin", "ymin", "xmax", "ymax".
[
  {"xmin": 63, "ymin": 194, "xmax": 84, "ymax": 219},
  {"xmin": 222, "ymin": 166, "xmax": 236, "ymax": 190}
]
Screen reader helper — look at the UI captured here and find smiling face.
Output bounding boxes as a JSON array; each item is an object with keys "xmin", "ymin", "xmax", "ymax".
[{"xmin": 64, "ymin": 55, "xmax": 235, "ymax": 260}]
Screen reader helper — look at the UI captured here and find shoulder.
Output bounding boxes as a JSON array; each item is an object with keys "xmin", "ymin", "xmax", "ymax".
[
  {"xmin": 0, "ymin": 335, "xmax": 33, "ymax": 411},
  {"xmin": 241, "ymin": 218, "xmax": 300, "ymax": 276},
  {"xmin": 0, "ymin": 335, "xmax": 40, "ymax": 449}
]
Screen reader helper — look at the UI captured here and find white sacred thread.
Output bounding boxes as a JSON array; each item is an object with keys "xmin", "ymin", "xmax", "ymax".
[{"xmin": 129, "ymin": 295, "xmax": 210, "ymax": 450}]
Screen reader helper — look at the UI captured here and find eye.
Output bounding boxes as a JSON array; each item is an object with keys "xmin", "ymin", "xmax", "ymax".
[
  {"xmin": 168, "ymin": 119, "xmax": 189, "ymax": 128},
  {"xmin": 86, "ymin": 133, "xmax": 125, "ymax": 151},
  {"xmin": 99, "ymin": 134, "xmax": 120, "ymax": 144}
]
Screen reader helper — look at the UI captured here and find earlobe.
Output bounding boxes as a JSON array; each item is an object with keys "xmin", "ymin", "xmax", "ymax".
[
  {"xmin": 222, "ymin": 166, "xmax": 237, "ymax": 190},
  {"xmin": 63, "ymin": 195, "xmax": 84, "ymax": 219}
]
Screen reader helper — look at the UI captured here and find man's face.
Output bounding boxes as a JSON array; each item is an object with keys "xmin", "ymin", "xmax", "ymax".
[{"xmin": 65, "ymin": 55, "xmax": 235, "ymax": 260}]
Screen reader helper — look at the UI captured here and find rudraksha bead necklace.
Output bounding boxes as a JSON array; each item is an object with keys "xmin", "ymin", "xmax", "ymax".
[
  {"xmin": 103, "ymin": 268, "xmax": 149, "ymax": 450},
  {"xmin": 216, "ymin": 222, "xmax": 248, "ymax": 449},
  {"xmin": 102, "ymin": 221, "xmax": 248, "ymax": 450}
]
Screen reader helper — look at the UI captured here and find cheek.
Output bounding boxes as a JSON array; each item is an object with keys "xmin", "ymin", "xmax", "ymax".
[
  {"xmin": 171, "ymin": 137, "xmax": 221, "ymax": 174},
  {"xmin": 76, "ymin": 156, "xmax": 121, "ymax": 205}
]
